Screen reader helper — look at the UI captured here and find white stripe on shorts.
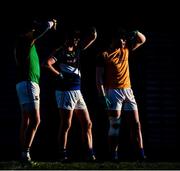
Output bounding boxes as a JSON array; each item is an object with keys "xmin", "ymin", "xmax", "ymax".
[
  {"xmin": 106, "ymin": 88, "xmax": 138, "ymax": 110},
  {"xmin": 55, "ymin": 90, "xmax": 87, "ymax": 110}
]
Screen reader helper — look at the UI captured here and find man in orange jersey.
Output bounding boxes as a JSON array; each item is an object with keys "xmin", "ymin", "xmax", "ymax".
[{"xmin": 96, "ymin": 28, "xmax": 146, "ymax": 161}]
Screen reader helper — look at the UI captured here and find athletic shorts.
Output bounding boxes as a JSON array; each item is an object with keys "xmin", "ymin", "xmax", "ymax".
[
  {"xmin": 16, "ymin": 81, "xmax": 40, "ymax": 110},
  {"xmin": 55, "ymin": 90, "xmax": 87, "ymax": 110},
  {"xmin": 106, "ymin": 88, "xmax": 138, "ymax": 110}
]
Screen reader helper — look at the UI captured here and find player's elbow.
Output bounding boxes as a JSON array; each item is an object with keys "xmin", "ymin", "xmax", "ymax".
[
  {"xmin": 141, "ymin": 35, "xmax": 146, "ymax": 44},
  {"xmin": 137, "ymin": 32, "xmax": 146, "ymax": 44}
]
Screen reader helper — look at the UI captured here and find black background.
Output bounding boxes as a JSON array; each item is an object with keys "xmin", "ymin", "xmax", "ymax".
[{"xmin": 0, "ymin": 0, "xmax": 180, "ymax": 161}]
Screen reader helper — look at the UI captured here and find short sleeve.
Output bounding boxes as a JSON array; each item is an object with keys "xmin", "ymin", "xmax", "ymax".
[
  {"xmin": 96, "ymin": 51, "xmax": 107, "ymax": 67},
  {"xmin": 52, "ymin": 46, "xmax": 63, "ymax": 62}
]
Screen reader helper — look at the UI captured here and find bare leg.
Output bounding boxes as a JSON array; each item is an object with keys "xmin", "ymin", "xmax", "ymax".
[
  {"xmin": 133, "ymin": 110, "xmax": 144, "ymax": 149},
  {"xmin": 19, "ymin": 111, "xmax": 29, "ymax": 150},
  {"xmin": 25, "ymin": 109, "xmax": 40, "ymax": 148},
  {"xmin": 75, "ymin": 108, "xmax": 95, "ymax": 161},
  {"xmin": 128, "ymin": 109, "xmax": 145, "ymax": 160},
  {"xmin": 57, "ymin": 108, "xmax": 73, "ymax": 160},
  {"xmin": 20, "ymin": 104, "xmax": 40, "ymax": 162},
  {"xmin": 107, "ymin": 110, "xmax": 121, "ymax": 161}
]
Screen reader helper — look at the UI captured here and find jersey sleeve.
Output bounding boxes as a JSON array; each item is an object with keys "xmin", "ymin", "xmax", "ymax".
[
  {"xmin": 52, "ymin": 46, "xmax": 63, "ymax": 62},
  {"xmin": 96, "ymin": 51, "xmax": 107, "ymax": 67}
]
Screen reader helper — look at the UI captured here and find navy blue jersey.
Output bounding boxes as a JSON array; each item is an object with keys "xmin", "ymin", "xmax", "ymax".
[{"xmin": 53, "ymin": 47, "xmax": 81, "ymax": 91}]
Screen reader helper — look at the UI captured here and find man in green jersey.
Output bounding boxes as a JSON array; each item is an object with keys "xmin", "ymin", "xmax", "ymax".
[{"xmin": 14, "ymin": 18, "xmax": 57, "ymax": 164}]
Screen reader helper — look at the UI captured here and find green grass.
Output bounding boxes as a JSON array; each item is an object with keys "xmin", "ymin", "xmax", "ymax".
[{"xmin": 0, "ymin": 161, "xmax": 180, "ymax": 170}]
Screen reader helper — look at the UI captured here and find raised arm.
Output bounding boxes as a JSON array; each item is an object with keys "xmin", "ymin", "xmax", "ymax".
[
  {"xmin": 81, "ymin": 27, "xmax": 97, "ymax": 50},
  {"xmin": 130, "ymin": 30, "xmax": 146, "ymax": 51},
  {"xmin": 32, "ymin": 19, "xmax": 57, "ymax": 44}
]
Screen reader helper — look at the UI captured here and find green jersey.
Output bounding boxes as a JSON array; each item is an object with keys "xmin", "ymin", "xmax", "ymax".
[
  {"xmin": 15, "ymin": 22, "xmax": 51, "ymax": 84},
  {"xmin": 15, "ymin": 41, "xmax": 40, "ymax": 84},
  {"xmin": 28, "ymin": 44, "xmax": 40, "ymax": 84}
]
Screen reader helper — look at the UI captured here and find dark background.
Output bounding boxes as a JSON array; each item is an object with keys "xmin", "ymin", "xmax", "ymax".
[{"xmin": 0, "ymin": 0, "xmax": 179, "ymax": 162}]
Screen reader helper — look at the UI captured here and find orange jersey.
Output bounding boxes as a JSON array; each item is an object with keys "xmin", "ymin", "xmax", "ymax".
[{"xmin": 103, "ymin": 48, "xmax": 131, "ymax": 89}]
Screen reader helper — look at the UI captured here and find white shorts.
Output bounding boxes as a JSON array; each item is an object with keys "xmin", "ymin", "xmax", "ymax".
[
  {"xmin": 16, "ymin": 81, "xmax": 40, "ymax": 110},
  {"xmin": 106, "ymin": 88, "xmax": 138, "ymax": 111},
  {"xmin": 55, "ymin": 90, "xmax": 87, "ymax": 110}
]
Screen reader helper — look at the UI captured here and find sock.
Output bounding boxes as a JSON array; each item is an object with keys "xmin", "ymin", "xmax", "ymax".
[
  {"xmin": 111, "ymin": 150, "xmax": 118, "ymax": 160},
  {"xmin": 24, "ymin": 148, "xmax": 30, "ymax": 153},
  {"xmin": 88, "ymin": 148, "xmax": 95, "ymax": 156},
  {"xmin": 139, "ymin": 148, "xmax": 145, "ymax": 158},
  {"xmin": 87, "ymin": 148, "xmax": 96, "ymax": 161},
  {"xmin": 60, "ymin": 148, "xmax": 68, "ymax": 158},
  {"xmin": 21, "ymin": 148, "xmax": 31, "ymax": 161}
]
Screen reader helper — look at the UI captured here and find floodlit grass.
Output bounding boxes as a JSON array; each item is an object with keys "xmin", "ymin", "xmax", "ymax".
[{"xmin": 0, "ymin": 161, "xmax": 180, "ymax": 170}]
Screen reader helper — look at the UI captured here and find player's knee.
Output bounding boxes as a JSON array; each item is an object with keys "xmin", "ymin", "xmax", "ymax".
[
  {"xmin": 85, "ymin": 120, "xmax": 92, "ymax": 131},
  {"xmin": 36, "ymin": 118, "xmax": 41, "ymax": 127},
  {"xmin": 108, "ymin": 117, "xmax": 121, "ymax": 137},
  {"xmin": 88, "ymin": 121, "xmax": 92, "ymax": 130},
  {"xmin": 29, "ymin": 118, "xmax": 41, "ymax": 129},
  {"xmin": 63, "ymin": 120, "xmax": 72, "ymax": 132}
]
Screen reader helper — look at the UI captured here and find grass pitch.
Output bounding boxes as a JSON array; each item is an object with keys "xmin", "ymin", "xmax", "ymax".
[{"xmin": 0, "ymin": 161, "xmax": 180, "ymax": 170}]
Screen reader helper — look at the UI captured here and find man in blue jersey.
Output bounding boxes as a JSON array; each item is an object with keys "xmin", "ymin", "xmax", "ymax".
[
  {"xmin": 44, "ymin": 27, "xmax": 97, "ymax": 162},
  {"xmin": 14, "ymin": 19, "xmax": 57, "ymax": 165}
]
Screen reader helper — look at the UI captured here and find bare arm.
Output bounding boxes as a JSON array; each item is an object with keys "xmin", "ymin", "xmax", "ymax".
[
  {"xmin": 96, "ymin": 66, "xmax": 106, "ymax": 97},
  {"xmin": 44, "ymin": 56, "xmax": 60, "ymax": 76},
  {"xmin": 96, "ymin": 65, "xmax": 111, "ymax": 109},
  {"xmin": 132, "ymin": 31, "xmax": 146, "ymax": 51},
  {"xmin": 82, "ymin": 27, "xmax": 97, "ymax": 50},
  {"xmin": 32, "ymin": 19, "xmax": 57, "ymax": 45}
]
